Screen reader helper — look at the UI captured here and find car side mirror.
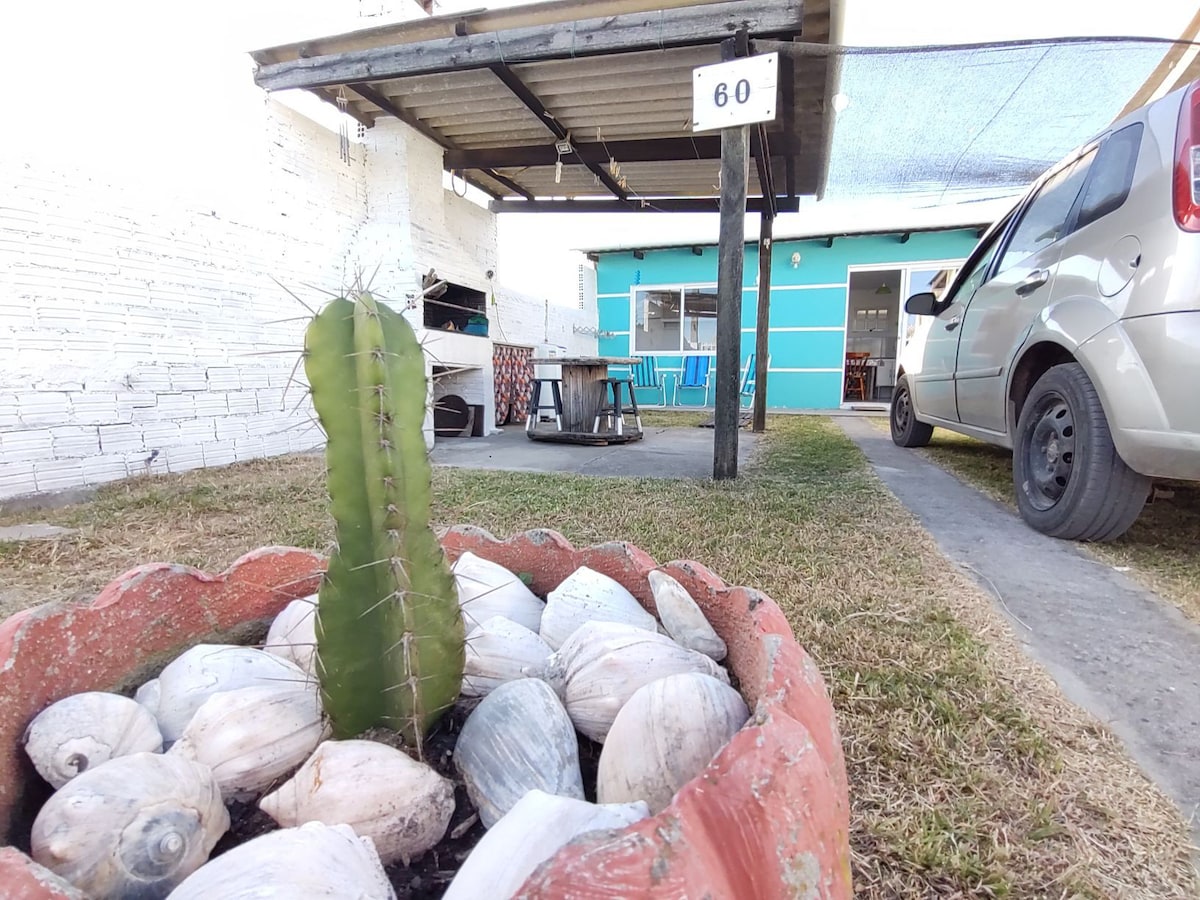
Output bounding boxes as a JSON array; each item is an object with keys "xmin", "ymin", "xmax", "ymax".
[{"xmin": 904, "ymin": 292, "xmax": 938, "ymax": 316}]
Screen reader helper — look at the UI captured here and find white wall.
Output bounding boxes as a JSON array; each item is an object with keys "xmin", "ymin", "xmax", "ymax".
[{"xmin": 0, "ymin": 1, "xmax": 598, "ymax": 500}]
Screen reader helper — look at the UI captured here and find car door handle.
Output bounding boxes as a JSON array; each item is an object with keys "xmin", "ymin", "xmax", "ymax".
[
  {"xmin": 1015, "ymin": 269, "xmax": 1050, "ymax": 296},
  {"xmin": 944, "ymin": 316, "xmax": 962, "ymax": 332}
]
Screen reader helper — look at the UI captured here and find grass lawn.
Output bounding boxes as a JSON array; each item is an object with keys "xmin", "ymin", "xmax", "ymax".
[
  {"xmin": 916, "ymin": 428, "xmax": 1200, "ymax": 623},
  {"xmin": 1, "ymin": 418, "xmax": 1194, "ymax": 896}
]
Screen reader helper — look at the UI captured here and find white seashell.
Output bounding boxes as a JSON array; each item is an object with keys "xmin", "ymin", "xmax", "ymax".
[
  {"xmin": 597, "ymin": 672, "xmax": 749, "ymax": 814},
  {"xmin": 452, "ymin": 551, "xmax": 545, "ymax": 635},
  {"xmin": 444, "ymin": 789, "xmax": 648, "ymax": 900},
  {"xmin": 168, "ymin": 684, "xmax": 329, "ymax": 801},
  {"xmin": 136, "ymin": 679, "xmax": 162, "ymax": 718},
  {"xmin": 539, "ymin": 566, "xmax": 658, "ymax": 650},
  {"xmin": 531, "ymin": 621, "xmax": 730, "ymax": 742},
  {"xmin": 454, "ymin": 678, "xmax": 584, "ymax": 828},
  {"xmin": 260, "ymin": 739, "xmax": 454, "ymax": 866},
  {"xmin": 32, "ymin": 751, "xmax": 228, "ymax": 899},
  {"xmin": 262, "ymin": 595, "xmax": 318, "ymax": 676},
  {"xmin": 25, "ymin": 692, "xmax": 163, "ymax": 789},
  {"xmin": 463, "ymin": 616, "xmax": 554, "ymax": 698},
  {"xmin": 647, "ymin": 570, "xmax": 727, "ymax": 661},
  {"xmin": 166, "ymin": 822, "xmax": 395, "ymax": 900},
  {"xmin": 146, "ymin": 644, "xmax": 310, "ymax": 744}
]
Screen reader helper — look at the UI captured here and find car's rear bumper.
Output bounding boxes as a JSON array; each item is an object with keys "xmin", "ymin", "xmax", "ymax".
[{"xmin": 1079, "ymin": 311, "xmax": 1200, "ymax": 480}]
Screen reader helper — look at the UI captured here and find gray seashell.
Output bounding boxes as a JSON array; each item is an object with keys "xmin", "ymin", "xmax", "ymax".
[
  {"xmin": 597, "ymin": 672, "xmax": 749, "ymax": 814},
  {"xmin": 32, "ymin": 751, "xmax": 228, "ymax": 899},
  {"xmin": 463, "ymin": 616, "xmax": 554, "ymax": 698},
  {"xmin": 260, "ymin": 740, "xmax": 455, "ymax": 866},
  {"xmin": 539, "ymin": 566, "xmax": 658, "ymax": 650},
  {"xmin": 166, "ymin": 822, "xmax": 395, "ymax": 900},
  {"xmin": 443, "ymin": 789, "xmax": 649, "ymax": 900},
  {"xmin": 453, "ymin": 552, "xmax": 545, "ymax": 636},
  {"xmin": 146, "ymin": 644, "xmax": 310, "ymax": 744},
  {"xmin": 262, "ymin": 595, "xmax": 318, "ymax": 676},
  {"xmin": 647, "ymin": 570, "xmax": 727, "ymax": 661},
  {"xmin": 25, "ymin": 692, "xmax": 163, "ymax": 789},
  {"xmin": 168, "ymin": 684, "xmax": 329, "ymax": 802},
  {"xmin": 453, "ymin": 678, "xmax": 584, "ymax": 828}
]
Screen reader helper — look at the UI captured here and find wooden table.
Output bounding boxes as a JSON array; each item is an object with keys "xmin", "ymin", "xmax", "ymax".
[{"xmin": 528, "ymin": 356, "xmax": 643, "ymax": 445}]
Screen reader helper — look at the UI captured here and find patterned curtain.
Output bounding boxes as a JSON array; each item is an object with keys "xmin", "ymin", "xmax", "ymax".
[{"xmin": 493, "ymin": 343, "xmax": 533, "ymax": 425}]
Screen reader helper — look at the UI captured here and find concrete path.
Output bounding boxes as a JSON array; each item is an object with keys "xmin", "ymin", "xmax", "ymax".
[
  {"xmin": 839, "ymin": 417, "xmax": 1200, "ymax": 835},
  {"xmin": 431, "ymin": 425, "xmax": 760, "ymax": 480}
]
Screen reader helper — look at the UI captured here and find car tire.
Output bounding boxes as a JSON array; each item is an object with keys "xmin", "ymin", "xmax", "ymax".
[
  {"xmin": 1012, "ymin": 362, "xmax": 1149, "ymax": 542},
  {"xmin": 890, "ymin": 375, "xmax": 934, "ymax": 448}
]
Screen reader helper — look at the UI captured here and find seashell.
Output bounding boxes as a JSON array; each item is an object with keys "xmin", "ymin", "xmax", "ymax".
[
  {"xmin": 168, "ymin": 684, "xmax": 329, "ymax": 801},
  {"xmin": 463, "ymin": 615, "xmax": 554, "ymax": 698},
  {"xmin": 647, "ymin": 570, "xmax": 727, "ymax": 661},
  {"xmin": 262, "ymin": 595, "xmax": 318, "ymax": 675},
  {"xmin": 136, "ymin": 679, "xmax": 162, "ymax": 718},
  {"xmin": 530, "ymin": 621, "xmax": 730, "ymax": 742},
  {"xmin": 32, "ymin": 751, "xmax": 228, "ymax": 899},
  {"xmin": 443, "ymin": 789, "xmax": 649, "ymax": 900},
  {"xmin": 25, "ymin": 692, "xmax": 163, "ymax": 789},
  {"xmin": 539, "ymin": 565, "xmax": 658, "ymax": 650},
  {"xmin": 166, "ymin": 821, "xmax": 394, "ymax": 900},
  {"xmin": 146, "ymin": 644, "xmax": 310, "ymax": 744},
  {"xmin": 260, "ymin": 739, "xmax": 454, "ymax": 866},
  {"xmin": 453, "ymin": 678, "xmax": 584, "ymax": 828},
  {"xmin": 453, "ymin": 551, "xmax": 545, "ymax": 635},
  {"xmin": 597, "ymin": 672, "xmax": 749, "ymax": 814}
]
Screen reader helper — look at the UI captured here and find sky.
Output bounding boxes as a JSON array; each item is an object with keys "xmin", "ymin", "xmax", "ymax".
[{"xmin": 1, "ymin": 0, "xmax": 1194, "ymax": 301}]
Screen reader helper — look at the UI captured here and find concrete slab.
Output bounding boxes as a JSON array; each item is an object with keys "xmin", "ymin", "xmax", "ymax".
[
  {"xmin": 838, "ymin": 418, "xmax": 1200, "ymax": 837},
  {"xmin": 0, "ymin": 524, "xmax": 77, "ymax": 542},
  {"xmin": 431, "ymin": 425, "xmax": 761, "ymax": 479}
]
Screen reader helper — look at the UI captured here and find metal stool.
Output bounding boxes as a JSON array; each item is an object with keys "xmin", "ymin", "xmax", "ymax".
[
  {"xmin": 527, "ymin": 378, "xmax": 564, "ymax": 433},
  {"xmin": 593, "ymin": 378, "xmax": 641, "ymax": 435}
]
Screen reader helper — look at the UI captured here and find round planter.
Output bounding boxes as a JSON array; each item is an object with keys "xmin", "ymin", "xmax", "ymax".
[{"xmin": 0, "ymin": 529, "xmax": 850, "ymax": 898}]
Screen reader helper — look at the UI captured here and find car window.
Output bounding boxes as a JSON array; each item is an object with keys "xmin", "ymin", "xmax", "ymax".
[
  {"xmin": 1075, "ymin": 123, "xmax": 1143, "ymax": 230},
  {"xmin": 995, "ymin": 149, "xmax": 1097, "ymax": 275},
  {"xmin": 940, "ymin": 229, "xmax": 1003, "ymax": 310}
]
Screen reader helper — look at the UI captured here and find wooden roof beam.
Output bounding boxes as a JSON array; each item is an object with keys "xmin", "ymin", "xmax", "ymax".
[
  {"xmin": 253, "ymin": 1, "xmax": 804, "ymax": 92},
  {"xmin": 486, "ymin": 63, "xmax": 628, "ymax": 200},
  {"xmin": 445, "ymin": 136, "xmax": 729, "ymax": 169},
  {"xmin": 489, "ymin": 197, "xmax": 801, "ymax": 214}
]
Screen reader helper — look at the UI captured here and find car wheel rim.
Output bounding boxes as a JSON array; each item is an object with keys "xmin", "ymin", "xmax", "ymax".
[
  {"xmin": 894, "ymin": 389, "xmax": 911, "ymax": 432},
  {"xmin": 1024, "ymin": 392, "xmax": 1076, "ymax": 511}
]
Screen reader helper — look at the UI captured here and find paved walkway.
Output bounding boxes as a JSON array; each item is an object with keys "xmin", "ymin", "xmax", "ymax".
[
  {"xmin": 431, "ymin": 424, "xmax": 760, "ymax": 480},
  {"xmin": 839, "ymin": 418, "xmax": 1200, "ymax": 837}
]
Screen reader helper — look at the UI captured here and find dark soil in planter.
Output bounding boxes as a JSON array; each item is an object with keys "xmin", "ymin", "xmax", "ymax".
[{"xmin": 210, "ymin": 702, "xmax": 605, "ymax": 899}]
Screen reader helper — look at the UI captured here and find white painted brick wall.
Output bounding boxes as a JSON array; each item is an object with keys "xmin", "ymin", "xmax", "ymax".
[{"xmin": 0, "ymin": 15, "xmax": 587, "ymax": 500}]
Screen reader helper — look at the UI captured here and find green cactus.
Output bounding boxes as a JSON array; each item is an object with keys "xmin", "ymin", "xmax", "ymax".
[{"xmin": 304, "ymin": 288, "xmax": 464, "ymax": 747}]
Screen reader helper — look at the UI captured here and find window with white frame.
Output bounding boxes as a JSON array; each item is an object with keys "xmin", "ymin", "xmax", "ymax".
[{"xmin": 633, "ymin": 285, "xmax": 719, "ymax": 353}]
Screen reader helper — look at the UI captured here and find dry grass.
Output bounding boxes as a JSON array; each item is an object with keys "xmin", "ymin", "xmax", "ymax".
[
  {"xmin": 0, "ymin": 419, "xmax": 1195, "ymax": 896},
  {"xmin": 636, "ymin": 408, "xmax": 711, "ymax": 429},
  {"xmin": 915, "ymin": 428, "xmax": 1200, "ymax": 624}
]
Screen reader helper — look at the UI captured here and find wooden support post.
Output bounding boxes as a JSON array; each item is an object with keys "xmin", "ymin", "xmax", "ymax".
[
  {"xmin": 713, "ymin": 123, "xmax": 750, "ymax": 481},
  {"xmin": 751, "ymin": 211, "xmax": 773, "ymax": 433}
]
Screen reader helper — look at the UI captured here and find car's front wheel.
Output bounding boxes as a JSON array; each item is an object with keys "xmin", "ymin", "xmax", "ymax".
[
  {"xmin": 1012, "ymin": 362, "xmax": 1149, "ymax": 541},
  {"xmin": 890, "ymin": 374, "xmax": 934, "ymax": 448}
]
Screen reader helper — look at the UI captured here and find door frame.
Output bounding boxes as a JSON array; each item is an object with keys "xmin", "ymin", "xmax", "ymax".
[{"xmin": 842, "ymin": 259, "xmax": 966, "ymax": 409}]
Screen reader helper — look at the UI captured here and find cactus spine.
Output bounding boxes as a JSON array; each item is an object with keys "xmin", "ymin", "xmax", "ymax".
[{"xmin": 304, "ymin": 288, "xmax": 464, "ymax": 746}]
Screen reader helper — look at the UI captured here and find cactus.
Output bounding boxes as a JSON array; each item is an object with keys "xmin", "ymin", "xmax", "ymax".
[{"xmin": 304, "ymin": 288, "xmax": 464, "ymax": 746}]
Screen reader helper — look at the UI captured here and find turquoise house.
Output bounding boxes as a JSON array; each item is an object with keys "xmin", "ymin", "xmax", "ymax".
[{"xmin": 589, "ymin": 222, "xmax": 987, "ymax": 410}]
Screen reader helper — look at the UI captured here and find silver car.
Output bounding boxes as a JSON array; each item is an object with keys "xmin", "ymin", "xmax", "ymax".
[{"xmin": 892, "ymin": 78, "xmax": 1200, "ymax": 542}]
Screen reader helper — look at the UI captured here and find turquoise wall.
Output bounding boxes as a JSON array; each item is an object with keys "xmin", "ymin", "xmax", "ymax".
[{"xmin": 595, "ymin": 228, "xmax": 981, "ymax": 409}]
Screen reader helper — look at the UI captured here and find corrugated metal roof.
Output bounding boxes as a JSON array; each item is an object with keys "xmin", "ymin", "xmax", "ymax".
[{"xmin": 250, "ymin": 0, "xmax": 838, "ymax": 211}]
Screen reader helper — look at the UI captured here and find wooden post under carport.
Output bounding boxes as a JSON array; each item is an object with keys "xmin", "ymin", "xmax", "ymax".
[{"xmin": 752, "ymin": 208, "xmax": 774, "ymax": 433}]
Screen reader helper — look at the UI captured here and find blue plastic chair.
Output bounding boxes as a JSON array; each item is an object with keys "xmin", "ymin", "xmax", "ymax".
[
  {"xmin": 632, "ymin": 357, "xmax": 666, "ymax": 407},
  {"xmin": 740, "ymin": 353, "xmax": 768, "ymax": 408},
  {"xmin": 672, "ymin": 356, "xmax": 712, "ymax": 407}
]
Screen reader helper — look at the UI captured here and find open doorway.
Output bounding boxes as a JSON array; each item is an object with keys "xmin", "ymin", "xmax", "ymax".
[
  {"xmin": 844, "ymin": 262, "xmax": 963, "ymax": 406},
  {"xmin": 844, "ymin": 268, "xmax": 903, "ymax": 404}
]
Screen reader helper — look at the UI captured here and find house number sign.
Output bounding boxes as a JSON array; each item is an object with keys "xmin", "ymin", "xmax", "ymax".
[{"xmin": 692, "ymin": 52, "xmax": 779, "ymax": 132}]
